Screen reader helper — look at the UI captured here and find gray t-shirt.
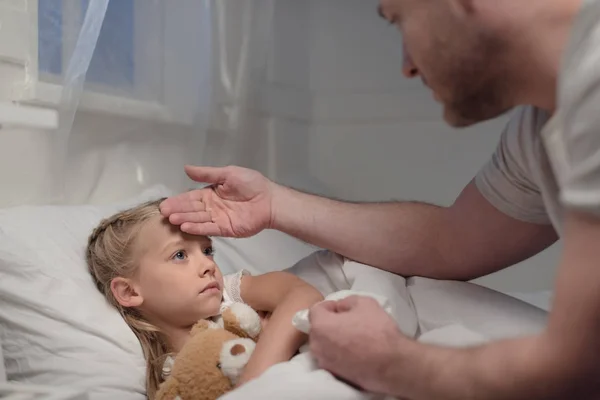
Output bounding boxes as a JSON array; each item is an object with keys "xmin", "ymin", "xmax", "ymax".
[{"xmin": 475, "ymin": 0, "xmax": 600, "ymax": 236}]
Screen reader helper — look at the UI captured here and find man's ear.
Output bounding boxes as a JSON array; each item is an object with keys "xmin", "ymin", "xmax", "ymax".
[{"xmin": 111, "ymin": 277, "xmax": 143, "ymax": 308}]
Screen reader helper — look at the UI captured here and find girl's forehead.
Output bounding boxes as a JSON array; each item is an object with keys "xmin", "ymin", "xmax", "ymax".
[
  {"xmin": 133, "ymin": 215, "xmax": 178, "ymax": 255},
  {"xmin": 142, "ymin": 215, "xmax": 175, "ymax": 235},
  {"xmin": 136, "ymin": 215, "xmax": 212, "ymax": 250}
]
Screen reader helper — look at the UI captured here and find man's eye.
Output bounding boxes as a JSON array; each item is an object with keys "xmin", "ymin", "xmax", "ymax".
[{"xmin": 203, "ymin": 246, "xmax": 215, "ymax": 256}]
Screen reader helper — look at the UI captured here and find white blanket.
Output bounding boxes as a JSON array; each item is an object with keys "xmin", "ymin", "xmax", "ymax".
[{"xmin": 219, "ymin": 251, "xmax": 545, "ymax": 400}]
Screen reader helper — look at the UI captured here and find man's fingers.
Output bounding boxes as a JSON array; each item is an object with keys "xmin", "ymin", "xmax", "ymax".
[
  {"xmin": 334, "ymin": 296, "xmax": 362, "ymax": 312},
  {"xmin": 160, "ymin": 194, "xmax": 206, "ymax": 216},
  {"xmin": 309, "ymin": 296, "xmax": 365, "ymax": 324},
  {"xmin": 180, "ymin": 222, "xmax": 223, "ymax": 237},
  {"xmin": 316, "ymin": 300, "xmax": 339, "ymax": 313},
  {"xmin": 184, "ymin": 165, "xmax": 229, "ymax": 185},
  {"xmin": 168, "ymin": 211, "xmax": 212, "ymax": 225},
  {"xmin": 309, "ymin": 300, "xmax": 338, "ymax": 324}
]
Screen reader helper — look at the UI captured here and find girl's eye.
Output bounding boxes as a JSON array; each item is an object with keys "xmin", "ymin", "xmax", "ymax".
[
  {"xmin": 203, "ymin": 246, "xmax": 215, "ymax": 257},
  {"xmin": 172, "ymin": 250, "xmax": 187, "ymax": 261}
]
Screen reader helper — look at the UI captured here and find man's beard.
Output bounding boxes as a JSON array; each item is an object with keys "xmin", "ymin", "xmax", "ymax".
[
  {"xmin": 441, "ymin": 49, "xmax": 514, "ymax": 127},
  {"xmin": 442, "ymin": 80, "xmax": 513, "ymax": 128}
]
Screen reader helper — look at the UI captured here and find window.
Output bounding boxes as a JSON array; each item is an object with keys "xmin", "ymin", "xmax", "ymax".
[
  {"xmin": 38, "ymin": 0, "xmax": 136, "ymax": 85},
  {"xmin": 1, "ymin": 0, "xmax": 212, "ymax": 125},
  {"xmin": 80, "ymin": 0, "xmax": 135, "ymax": 89},
  {"xmin": 37, "ymin": 0, "xmax": 63, "ymax": 77}
]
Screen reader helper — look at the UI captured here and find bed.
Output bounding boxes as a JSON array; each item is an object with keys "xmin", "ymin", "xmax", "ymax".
[{"xmin": 0, "ymin": 185, "xmax": 552, "ymax": 400}]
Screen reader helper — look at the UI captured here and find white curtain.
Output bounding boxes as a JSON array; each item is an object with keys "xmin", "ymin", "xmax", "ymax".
[
  {"xmin": 205, "ymin": 0, "xmax": 275, "ymax": 171},
  {"xmin": 36, "ymin": 0, "xmax": 276, "ymax": 204}
]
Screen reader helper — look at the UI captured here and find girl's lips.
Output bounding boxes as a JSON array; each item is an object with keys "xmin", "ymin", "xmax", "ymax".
[
  {"xmin": 202, "ymin": 287, "xmax": 220, "ymax": 295},
  {"xmin": 200, "ymin": 281, "xmax": 219, "ymax": 294}
]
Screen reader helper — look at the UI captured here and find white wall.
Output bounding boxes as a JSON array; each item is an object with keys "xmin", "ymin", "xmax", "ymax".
[
  {"xmin": 267, "ymin": 0, "xmax": 560, "ymax": 293},
  {"xmin": 0, "ymin": 0, "xmax": 560, "ymax": 293},
  {"xmin": 0, "ymin": 105, "xmax": 201, "ymax": 208}
]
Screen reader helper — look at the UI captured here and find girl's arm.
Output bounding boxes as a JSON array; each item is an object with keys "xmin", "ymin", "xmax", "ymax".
[{"xmin": 236, "ymin": 271, "xmax": 324, "ymax": 385}]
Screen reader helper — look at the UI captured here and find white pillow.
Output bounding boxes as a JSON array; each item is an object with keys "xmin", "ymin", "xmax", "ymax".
[{"xmin": 0, "ymin": 185, "xmax": 316, "ymax": 400}]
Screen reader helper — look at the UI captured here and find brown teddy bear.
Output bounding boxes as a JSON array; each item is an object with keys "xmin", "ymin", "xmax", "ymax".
[{"xmin": 155, "ymin": 302, "xmax": 262, "ymax": 400}]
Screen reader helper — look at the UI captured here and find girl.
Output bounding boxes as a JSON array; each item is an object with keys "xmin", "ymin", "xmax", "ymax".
[{"xmin": 86, "ymin": 198, "xmax": 324, "ymax": 399}]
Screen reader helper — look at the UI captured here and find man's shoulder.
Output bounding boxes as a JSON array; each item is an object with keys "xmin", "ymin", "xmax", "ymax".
[
  {"xmin": 558, "ymin": 0, "xmax": 600, "ymax": 109},
  {"xmin": 506, "ymin": 105, "xmax": 551, "ymax": 134},
  {"xmin": 561, "ymin": 0, "xmax": 600, "ymax": 62},
  {"xmin": 543, "ymin": 0, "xmax": 600, "ymax": 216},
  {"xmin": 474, "ymin": 104, "xmax": 553, "ymax": 225},
  {"xmin": 497, "ymin": 106, "xmax": 551, "ymax": 157}
]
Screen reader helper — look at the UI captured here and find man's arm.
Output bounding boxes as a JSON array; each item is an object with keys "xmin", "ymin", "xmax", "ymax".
[
  {"xmin": 271, "ymin": 179, "xmax": 557, "ymax": 280},
  {"xmin": 381, "ymin": 210, "xmax": 600, "ymax": 399}
]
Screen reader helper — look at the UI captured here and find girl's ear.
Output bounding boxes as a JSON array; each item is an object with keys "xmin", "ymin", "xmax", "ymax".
[{"xmin": 111, "ymin": 277, "xmax": 143, "ymax": 307}]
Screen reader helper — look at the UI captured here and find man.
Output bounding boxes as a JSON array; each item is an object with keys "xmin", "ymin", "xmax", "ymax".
[{"xmin": 160, "ymin": 0, "xmax": 600, "ymax": 397}]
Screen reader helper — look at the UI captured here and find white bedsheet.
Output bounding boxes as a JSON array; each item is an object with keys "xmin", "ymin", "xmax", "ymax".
[
  {"xmin": 0, "ymin": 338, "xmax": 5, "ymax": 383},
  {"xmin": 506, "ymin": 290, "xmax": 553, "ymax": 311},
  {"xmin": 220, "ymin": 252, "xmax": 549, "ymax": 400}
]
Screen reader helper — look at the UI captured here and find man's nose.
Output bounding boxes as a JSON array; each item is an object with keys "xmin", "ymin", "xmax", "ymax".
[{"xmin": 402, "ymin": 44, "xmax": 419, "ymax": 78}]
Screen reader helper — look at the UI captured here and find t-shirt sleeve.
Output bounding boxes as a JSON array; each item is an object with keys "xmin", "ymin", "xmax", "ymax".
[
  {"xmin": 223, "ymin": 269, "xmax": 251, "ymax": 303},
  {"xmin": 475, "ymin": 106, "xmax": 552, "ymax": 224},
  {"xmin": 544, "ymin": 2, "xmax": 600, "ymax": 216}
]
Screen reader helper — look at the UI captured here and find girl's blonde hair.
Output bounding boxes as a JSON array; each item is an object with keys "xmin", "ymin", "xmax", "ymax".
[{"xmin": 86, "ymin": 198, "xmax": 170, "ymax": 399}]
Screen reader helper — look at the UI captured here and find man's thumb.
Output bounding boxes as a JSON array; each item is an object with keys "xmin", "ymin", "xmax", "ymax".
[{"xmin": 184, "ymin": 165, "xmax": 228, "ymax": 184}]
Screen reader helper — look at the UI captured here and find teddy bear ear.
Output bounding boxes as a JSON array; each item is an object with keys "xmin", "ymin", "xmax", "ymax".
[{"xmin": 190, "ymin": 319, "xmax": 220, "ymax": 336}]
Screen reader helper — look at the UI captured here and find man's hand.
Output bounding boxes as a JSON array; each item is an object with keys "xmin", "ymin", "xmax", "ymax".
[
  {"xmin": 308, "ymin": 295, "xmax": 405, "ymax": 395},
  {"xmin": 159, "ymin": 165, "xmax": 276, "ymax": 237}
]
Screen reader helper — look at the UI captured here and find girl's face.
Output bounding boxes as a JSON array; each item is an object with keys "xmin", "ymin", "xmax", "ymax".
[{"xmin": 111, "ymin": 215, "xmax": 224, "ymax": 329}]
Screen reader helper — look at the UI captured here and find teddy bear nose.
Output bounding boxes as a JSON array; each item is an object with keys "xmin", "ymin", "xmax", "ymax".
[{"xmin": 230, "ymin": 344, "xmax": 246, "ymax": 356}]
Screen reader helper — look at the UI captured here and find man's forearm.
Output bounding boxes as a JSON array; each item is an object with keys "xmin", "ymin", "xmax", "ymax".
[
  {"xmin": 386, "ymin": 334, "xmax": 594, "ymax": 400},
  {"xmin": 269, "ymin": 184, "xmax": 446, "ymax": 275}
]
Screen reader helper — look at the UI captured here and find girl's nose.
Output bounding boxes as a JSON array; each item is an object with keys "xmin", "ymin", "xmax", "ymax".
[{"xmin": 199, "ymin": 261, "xmax": 216, "ymax": 277}]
